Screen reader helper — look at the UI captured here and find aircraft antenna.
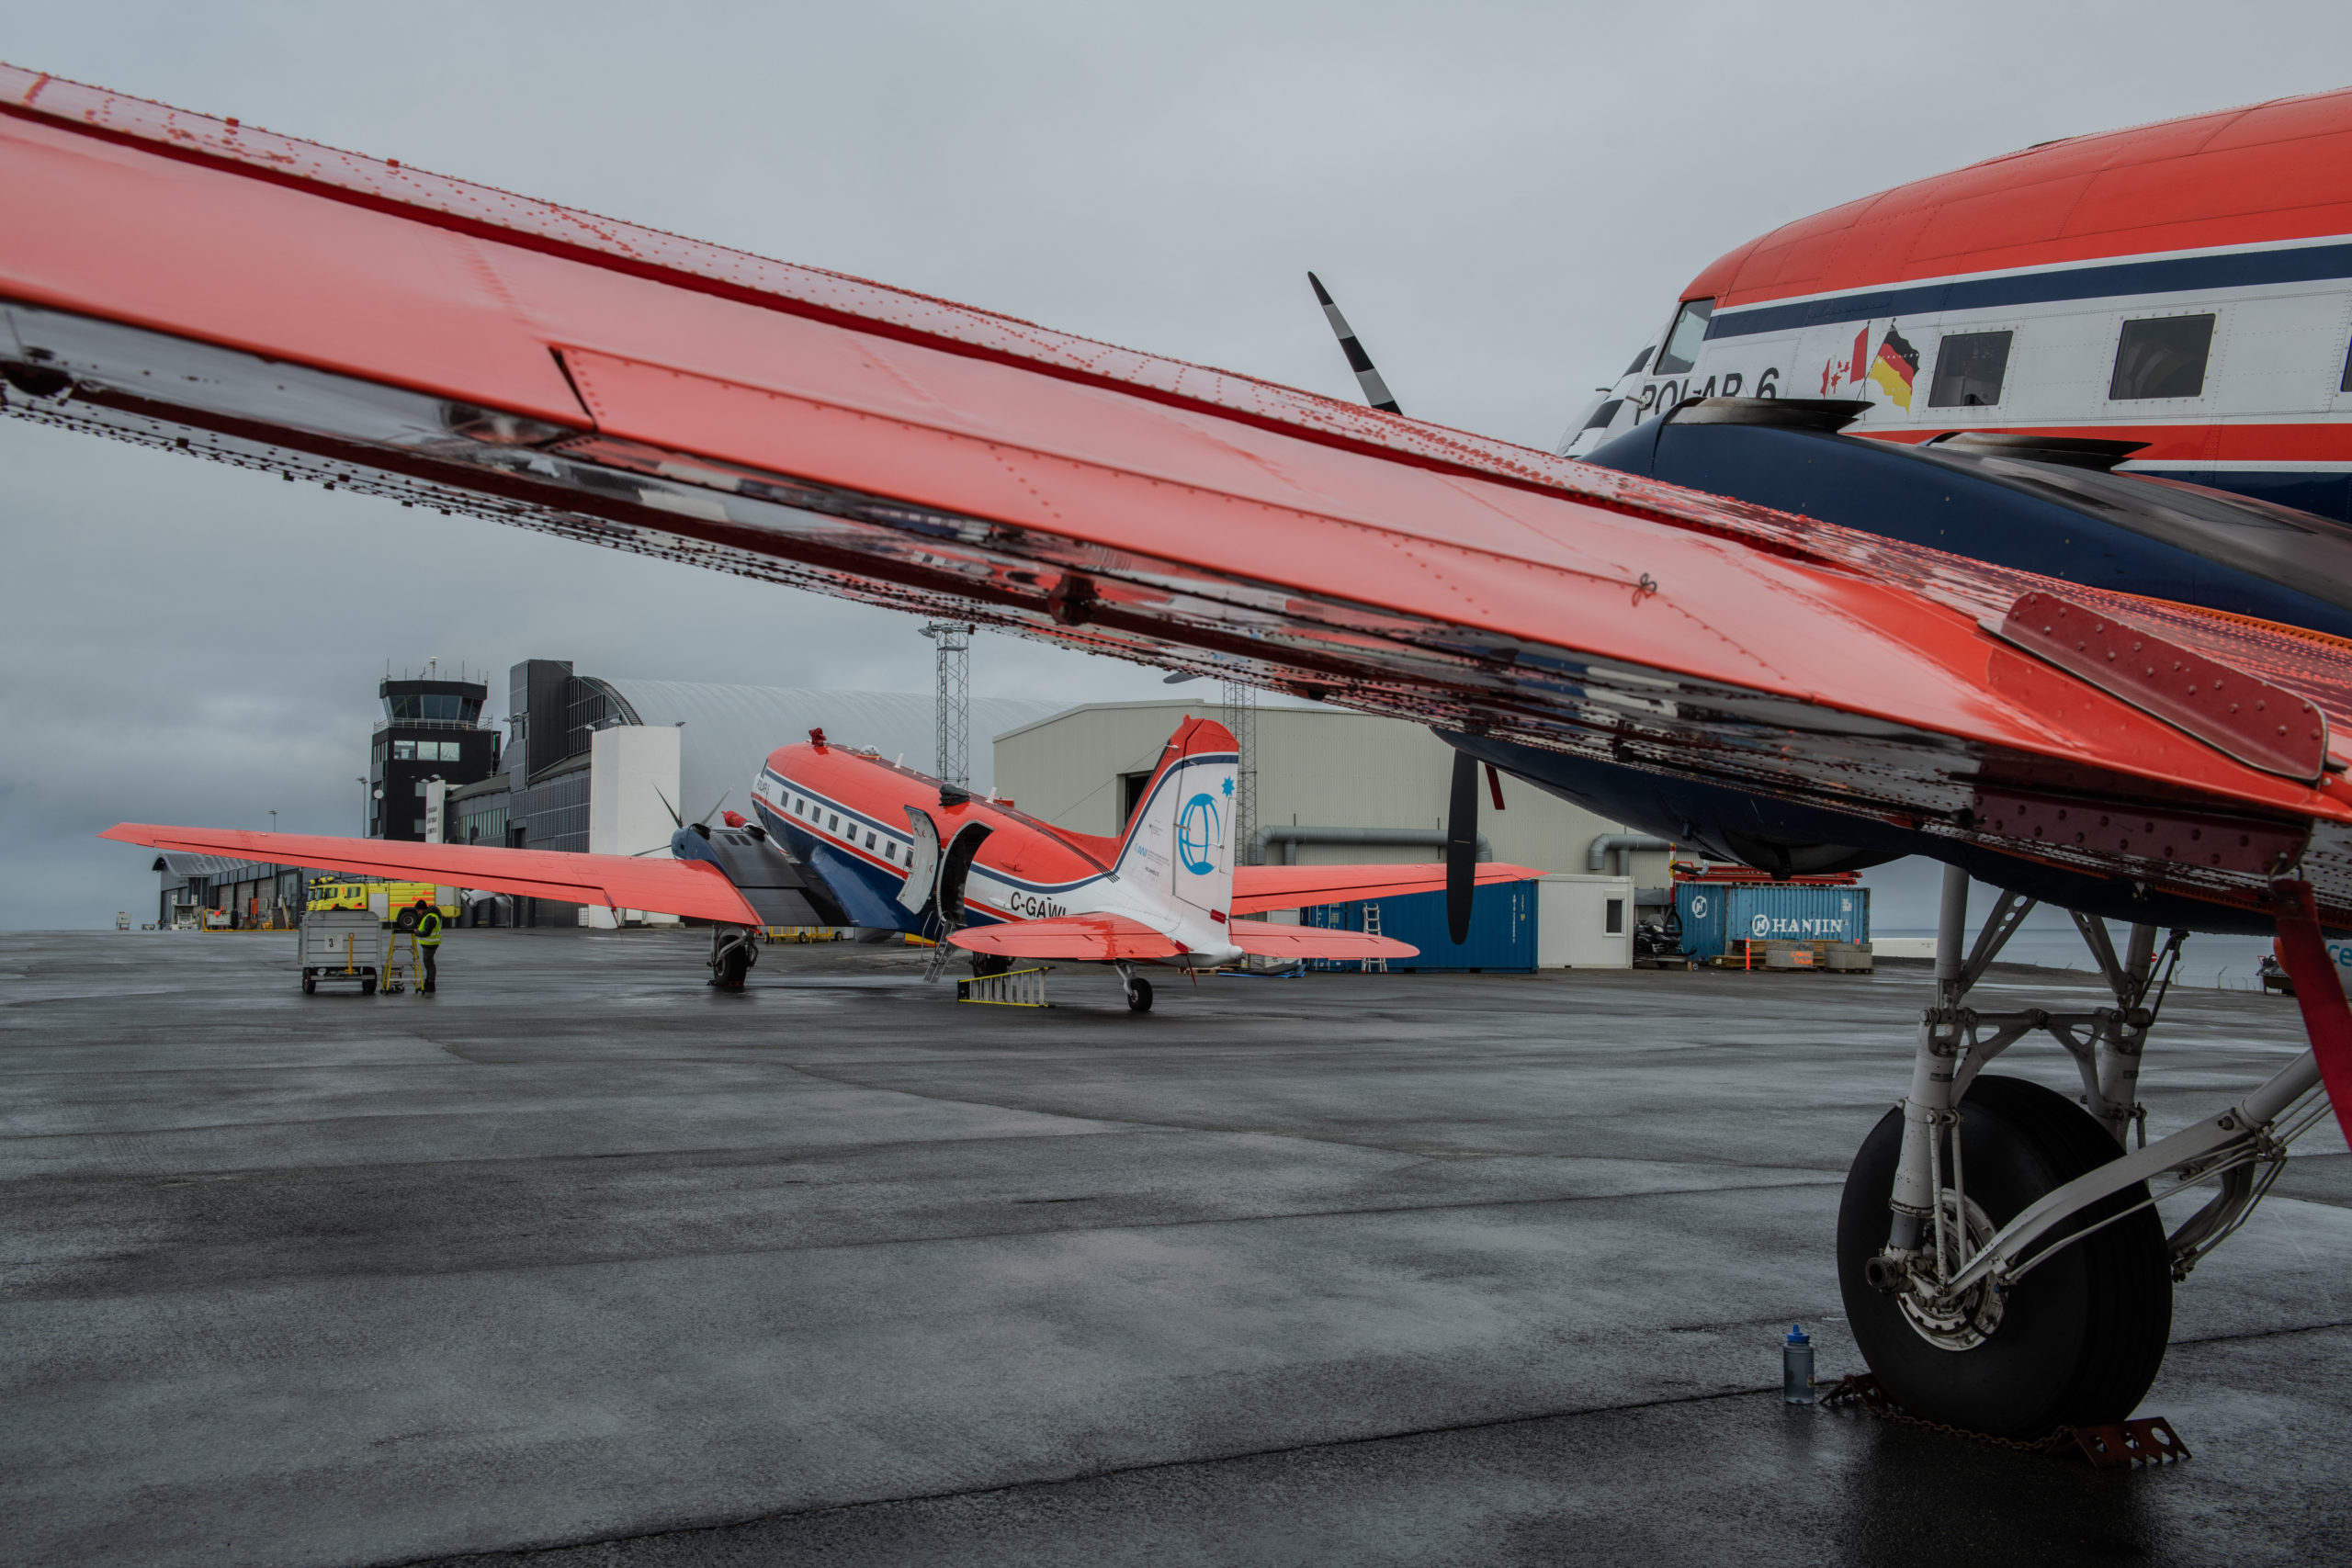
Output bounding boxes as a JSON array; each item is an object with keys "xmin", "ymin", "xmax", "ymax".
[{"xmin": 922, "ymin": 620, "xmax": 977, "ymax": 790}]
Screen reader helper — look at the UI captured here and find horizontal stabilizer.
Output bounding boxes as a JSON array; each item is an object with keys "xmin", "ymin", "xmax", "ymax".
[
  {"xmin": 1230, "ymin": 863, "xmax": 1540, "ymax": 915},
  {"xmin": 1226, "ymin": 923, "xmax": 1419, "ymax": 960},
  {"xmin": 100, "ymin": 824, "xmax": 763, "ymax": 925},
  {"xmin": 949, "ymin": 915, "xmax": 1183, "ymax": 961}
]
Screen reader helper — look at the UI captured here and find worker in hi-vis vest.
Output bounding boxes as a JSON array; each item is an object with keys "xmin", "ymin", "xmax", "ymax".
[{"xmin": 412, "ymin": 898, "xmax": 444, "ymax": 993}]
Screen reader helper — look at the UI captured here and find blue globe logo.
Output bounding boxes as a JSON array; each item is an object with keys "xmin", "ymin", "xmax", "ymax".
[{"xmin": 1177, "ymin": 793, "xmax": 1221, "ymax": 875}]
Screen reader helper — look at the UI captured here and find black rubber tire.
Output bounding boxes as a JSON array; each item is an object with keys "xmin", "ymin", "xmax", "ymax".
[
  {"xmin": 1838, "ymin": 1074, "xmax": 2172, "ymax": 1438},
  {"xmin": 969, "ymin": 953, "xmax": 1013, "ymax": 978},
  {"xmin": 716, "ymin": 944, "xmax": 752, "ymax": 989},
  {"xmin": 1126, "ymin": 977, "xmax": 1154, "ymax": 1013},
  {"xmin": 302, "ymin": 976, "xmax": 316, "ymax": 994},
  {"xmin": 361, "ymin": 977, "xmax": 378, "ymax": 997}
]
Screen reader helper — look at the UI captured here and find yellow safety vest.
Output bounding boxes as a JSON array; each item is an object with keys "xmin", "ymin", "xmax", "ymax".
[{"xmin": 416, "ymin": 909, "xmax": 443, "ymax": 947}]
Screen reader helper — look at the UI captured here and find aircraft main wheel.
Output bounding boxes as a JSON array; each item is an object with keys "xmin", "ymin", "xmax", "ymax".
[
  {"xmin": 716, "ymin": 944, "xmax": 753, "ymax": 989},
  {"xmin": 1126, "ymin": 977, "xmax": 1153, "ymax": 1013},
  {"xmin": 1837, "ymin": 1074, "xmax": 2171, "ymax": 1439}
]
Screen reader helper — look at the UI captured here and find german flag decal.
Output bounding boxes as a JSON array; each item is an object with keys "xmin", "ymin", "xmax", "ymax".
[{"xmin": 1868, "ymin": 324, "xmax": 1919, "ymax": 409}]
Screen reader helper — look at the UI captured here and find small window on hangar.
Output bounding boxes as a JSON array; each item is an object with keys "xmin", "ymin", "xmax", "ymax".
[{"xmin": 1120, "ymin": 770, "xmax": 1155, "ymax": 828}]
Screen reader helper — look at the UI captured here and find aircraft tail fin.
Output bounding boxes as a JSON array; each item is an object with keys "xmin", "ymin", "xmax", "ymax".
[{"xmin": 1114, "ymin": 716, "xmax": 1239, "ymax": 917}]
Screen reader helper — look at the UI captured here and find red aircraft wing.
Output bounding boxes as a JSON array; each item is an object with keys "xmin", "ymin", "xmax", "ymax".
[
  {"xmin": 1226, "ymin": 924, "xmax": 1419, "ymax": 961},
  {"xmin": 949, "ymin": 916, "xmax": 1184, "ymax": 962},
  {"xmin": 101, "ymin": 824, "xmax": 762, "ymax": 925},
  {"xmin": 12, "ymin": 70, "xmax": 2352, "ymax": 928},
  {"xmin": 1230, "ymin": 863, "xmax": 1544, "ymax": 916}
]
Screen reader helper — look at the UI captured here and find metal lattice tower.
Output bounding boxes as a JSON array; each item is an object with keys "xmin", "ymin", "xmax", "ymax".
[
  {"xmin": 1222, "ymin": 676, "xmax": 1259, "ymax": 866},
  {"xmin": 923, "ymin": 621, "xmax": 976, "ymax": 788}
]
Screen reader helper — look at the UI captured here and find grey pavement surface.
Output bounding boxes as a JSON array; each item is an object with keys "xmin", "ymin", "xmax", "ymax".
[{"xmin": 3, "ymin": 928, "xmax": 2349, "ymax": 1567}]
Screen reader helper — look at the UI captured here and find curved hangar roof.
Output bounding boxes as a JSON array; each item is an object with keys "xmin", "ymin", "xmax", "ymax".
[
  {"xmin": 1683, "ymin": 85, "xmax": 2352, "ymax": 310},
  {"xmin": 592, "ymin": 681, "xmax": 1061, "ymax": 821}
]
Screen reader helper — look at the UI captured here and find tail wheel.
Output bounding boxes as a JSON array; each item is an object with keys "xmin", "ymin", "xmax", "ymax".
[
  {"xmin": 1125, "ymin": 976, "xmax": 1154, "ymax": 1013},
  {"xmin": 1837, "ymin": 1074, "xmax": 2172, "ymax": 1439}
]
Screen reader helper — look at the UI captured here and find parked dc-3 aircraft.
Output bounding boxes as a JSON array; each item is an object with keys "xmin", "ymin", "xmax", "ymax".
[
  {"xmin": 11, "ymin": 66, "xmax": 2352, "ymax": 1441},
  {"xmin": 107, "ymin": 716, "xmax": 1536, "ymax": 1010},
  {"xmin": 1561, "ymin": 89, "xmax": 2352, "ymax": 525}
]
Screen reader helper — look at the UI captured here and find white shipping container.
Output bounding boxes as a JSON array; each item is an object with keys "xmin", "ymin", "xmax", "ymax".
[{"xmin": 1535, "ymin": 874, "xmax": 1635, "ymax": 969}]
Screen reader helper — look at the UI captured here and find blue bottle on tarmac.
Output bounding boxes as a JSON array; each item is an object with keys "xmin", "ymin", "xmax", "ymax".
[{"xmin": 1783, "ymin": 1324, "xmax": 1815, "ymax": 1404}]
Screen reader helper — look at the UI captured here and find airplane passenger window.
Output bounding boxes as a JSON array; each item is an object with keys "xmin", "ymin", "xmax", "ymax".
[
  {"xmin": 1928, "ymin": 331, "xmax": 2012, "ymax": 407},
  {"xmin": 828, "ymin": 814, "xmax": 840, "ymax": 832},
  {"xmin": 1654, "ymin": 299, "xmax": 1715, "ymax": 376},
  {"xmin": 865, "ymin": 830, "xmax": 876, "ymax": 850},
  {"xmin": 2109, "ymin": 314, "xmax": 2214, "ymax": 400}
]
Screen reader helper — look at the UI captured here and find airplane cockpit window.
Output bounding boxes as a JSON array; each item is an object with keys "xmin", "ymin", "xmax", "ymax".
[
  {"xmin": 1928, "ymin": 331, "xmax": 2012, "ymax": 407},
  {"xmin": 1654, "ymin": 299, "xmax": 1714, "ymax": 376},
  {"xmin": 1580, "ymin": 398, "xmax": 1625, "ymax": 433},
  {"xmin": 2109, "ymin": 314, "xmax": 2214, "ymax": 400},
  {"xmin": 1623, "ymin": 345, "xmax": 1655, "ymax": 378}
]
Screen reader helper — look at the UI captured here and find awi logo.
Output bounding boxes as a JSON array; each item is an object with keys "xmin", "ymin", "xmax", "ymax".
[{"xmin": 1177, "ymin": 791, "xmax": 1224, "ymax": 876}]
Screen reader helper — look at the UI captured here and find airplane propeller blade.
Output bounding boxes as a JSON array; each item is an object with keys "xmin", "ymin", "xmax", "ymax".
[
  {"xmin": 652, "ymin": 786, "xmax": 684, "ymax": 829},
  {"xmin": 697, "ymin": 790, "xmax": 731, "ymax": 826},
  {"xmin": 1307, "ymin": 271, "xmax": 1401, "ymax": 414},
  {"xmin": 1446, "ymin": 750, "xmax": 1478, "ymax": 944},
  {"xmin": 1163, "ymin": 671, "xmax": 1203, "ymax": 684}
]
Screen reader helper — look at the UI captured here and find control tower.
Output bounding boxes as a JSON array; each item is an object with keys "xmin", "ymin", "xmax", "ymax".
[{"xmin": 370, "ymin": 667, "xmax": 502, "ymax": 840}]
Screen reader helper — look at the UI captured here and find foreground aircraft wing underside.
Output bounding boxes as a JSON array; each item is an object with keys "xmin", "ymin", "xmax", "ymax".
[
  {"xmin": 101, "ymin": 825, "xmax": 764, "ymax": 926},
  {"xmin": 12, "ymin": 67, "xmax": 2352, "ymax": 931}
]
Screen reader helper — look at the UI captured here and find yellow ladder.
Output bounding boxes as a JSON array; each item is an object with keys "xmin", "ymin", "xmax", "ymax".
[
  {"xmin": 956, "ymin": 966, "xmax": 1050, "ymax": 1007},
  {"xmin": 382, "ymin": 929, "xmax": 421, "ymax": 994}
]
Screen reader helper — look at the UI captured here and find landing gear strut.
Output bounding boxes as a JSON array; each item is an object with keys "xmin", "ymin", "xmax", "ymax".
[
  {"xmin": 1114, "ymin": 960, "xmax": 1154, "ymax": 1013},
  {"xmin": 708, "ymin": 924, "xmax": 758, "ymax": 989},
  {"xmin": 1838, "ymin": 863, "xmax": 2336, "ymax": 1437}
]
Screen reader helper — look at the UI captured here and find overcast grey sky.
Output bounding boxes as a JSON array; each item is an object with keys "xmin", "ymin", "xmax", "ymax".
[{"xmin": 6, "ymin": 2, "xmax": 2350, "ymax": 930}]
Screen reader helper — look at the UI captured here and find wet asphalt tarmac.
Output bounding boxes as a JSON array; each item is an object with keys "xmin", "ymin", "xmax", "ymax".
[{"xmin": 4, "ymin": 927, "xmax": 2349, "ymax": 1567}]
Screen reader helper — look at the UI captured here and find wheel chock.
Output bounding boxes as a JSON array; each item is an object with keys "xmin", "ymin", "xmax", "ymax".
[{"xmin": 2066, "ymin": 1418, "xmax": 2190, "ymax": 1468}]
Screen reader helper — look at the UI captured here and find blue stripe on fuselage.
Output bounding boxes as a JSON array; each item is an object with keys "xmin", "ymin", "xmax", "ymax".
[{"xmin": 1705, "ymin": 241, "xmax": 2352, "ymax": 341}]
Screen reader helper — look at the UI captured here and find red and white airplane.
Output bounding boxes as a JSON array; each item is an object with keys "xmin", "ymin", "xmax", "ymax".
[
  {"xmin": 105, "ymin": 716, "xmax": 1535, "ymax": 1009},
  {"xmin": 1562, "ymin": 85, "xmax": 2352, "ymax": 525},
  {"xmin": 11, "ymin": 67, "xmax": 2352, "ymax": 1440}
]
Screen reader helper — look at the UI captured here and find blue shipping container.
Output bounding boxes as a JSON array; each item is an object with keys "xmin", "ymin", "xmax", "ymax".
[
  {"xmin": 1301, "ymin": 881, "xmax": 1535, "ymax": 972},
  {"xmin": 1673, "ymin": 883, "xmax": 1870, "ymax": 960}
]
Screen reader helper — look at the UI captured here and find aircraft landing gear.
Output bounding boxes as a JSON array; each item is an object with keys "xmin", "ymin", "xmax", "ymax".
[
  {"xmin": 708, "ymin": 924, "xmax": 758, "ymax": 989},
  {"xmin": 969, "ymin": 952, "xmax": 1012, "ymax": 978},
  {"xmin": 1114, "ymin": 961, "xmax": 1154, "ymax": 1013},
  {"xmin": 1843, "ymin": 863, "xmax": 2335, "ymax": 1438},
  {"xmin": 1839, "ymin": 1074, "xmax": 2171, "ymax": 1437}
]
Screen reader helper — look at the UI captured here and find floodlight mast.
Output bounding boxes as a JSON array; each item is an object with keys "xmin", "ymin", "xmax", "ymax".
[
  {"xmin": 1221, "ymin": 676, "xmax": 1258, "ymax": 868},
  {"xmin": 922, "ymin": 621, "xmax": 977, "ymax": 791}
]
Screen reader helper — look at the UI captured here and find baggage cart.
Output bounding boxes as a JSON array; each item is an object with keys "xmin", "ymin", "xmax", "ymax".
[{"xmin": 300, "ymin": 908, "xmax": 385, "ymax": 995}]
